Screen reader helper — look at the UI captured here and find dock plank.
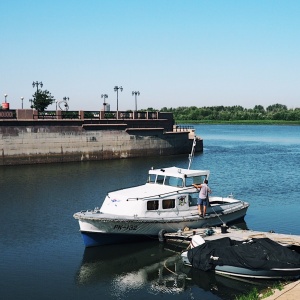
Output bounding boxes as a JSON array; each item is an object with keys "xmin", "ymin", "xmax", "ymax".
[{"xmin": 164, "ymin": 227, "xmax": 300, "ymax": 248}]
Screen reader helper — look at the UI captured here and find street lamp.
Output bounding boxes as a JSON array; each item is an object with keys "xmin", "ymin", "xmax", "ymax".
[
  {"xmin": 114, "ymin": 86, "xmax": 123, "ymax": 113},
  {"xmin": 101, "ymin": 94, "xmax": 108, "ymax": 112},
  {"xmin": 32, "ymin": 81, "xmax": 43, "ymax": 93},
  {"xmin": 132, "ymin": 91, "xmax": 140, "ymax": 112},
  {"xmin": 21, "ymin": 97, "xmax": 24, "ymax": 109},
  {"xmin": 60, "ymin": 97, "xmax": 69, "ymax": 111},
  {"xmin": 4, "ymin": 94, "xmax": 8, "ymax": 103}
]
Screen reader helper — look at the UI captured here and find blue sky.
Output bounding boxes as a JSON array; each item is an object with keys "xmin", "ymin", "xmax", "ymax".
[{"xmin": 1, "ymin": 0, "xmax": 299, "ymax": 111}]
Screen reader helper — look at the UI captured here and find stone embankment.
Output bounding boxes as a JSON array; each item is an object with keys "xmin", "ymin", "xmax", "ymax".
[{"xmin": 0, "ymin": 110, "xmax": 202, "ymax": 166}]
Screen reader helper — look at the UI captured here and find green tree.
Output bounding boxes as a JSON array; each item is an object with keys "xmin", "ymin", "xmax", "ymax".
[
  {"xmin": 146, "ymin": 107, "xmax": 157, "ymax": 112},
  {"xmin": 30, "ymin": 90, "xmax": 55, "ymax": 112},
  {"xmin": 146, "ymin": 103, "xmax": 299, "ymax": 122},
  {"xmin": 253, "ymin": 105, "xmax": 265, "ymax": 113},
  {"xmin": 266, "ymin": 103, "xmax": 287, "ymax": 112}
]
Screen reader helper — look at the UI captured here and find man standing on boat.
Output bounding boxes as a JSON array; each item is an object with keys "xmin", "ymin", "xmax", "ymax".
[{"xmin": 193, "ymin": 180, "xmax": 212, "ymax": 217}]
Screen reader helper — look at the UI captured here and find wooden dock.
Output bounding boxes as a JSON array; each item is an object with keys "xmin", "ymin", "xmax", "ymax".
[{"xmin": 162, "ymin": 226, "xmax": 300, "ymax": 249}]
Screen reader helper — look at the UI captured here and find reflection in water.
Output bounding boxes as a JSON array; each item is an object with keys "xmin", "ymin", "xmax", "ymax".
[
  {"xmin": 111, "ymin": 256, "xmax": 187, "ymax": 297},
  {"xmin": 228, "ymin": 219, "xmax": 249, "ymax": 230},
  {"xmin": 75, "ymin": 234, "xmax": 271, "ymax": 300},
  {"xmin": 182, "ymin": 266, "xmax": 269, "ymax": 300},
  {"xmin": 76, "ymin": 241, "xmax": 189, "ymax": 298},
  {"xmin": 76, "ymin": 242, "xmax": 181, "ymax": 285}
]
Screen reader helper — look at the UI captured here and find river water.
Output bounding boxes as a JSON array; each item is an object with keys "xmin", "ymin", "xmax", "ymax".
[{"xmin": 0, "ymin": 124, "xmax": 299, "ymax": 300}]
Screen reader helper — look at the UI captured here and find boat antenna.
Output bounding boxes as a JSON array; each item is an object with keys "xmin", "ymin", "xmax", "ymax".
[{"xmin": 188, "ymin": 137, "xmax": 196, "ymax": 170}]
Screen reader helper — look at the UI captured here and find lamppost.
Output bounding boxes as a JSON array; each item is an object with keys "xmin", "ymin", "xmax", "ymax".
[
  {"xmin": 101, "ymin": 94, "xmax": 108, "ymax": 112},
  {"xmin": 114, "ymin": 86, "xmax": 123, "ymax": 114},
  {"xmin": 132, "ymin": 91, "xmax": 140, "ymax": 112},
  {"xmin": 4, "ymin": 94, "xmax": 8, "ymax": 103},
  {"xmin": 32, "ymin": 81, "xmax": 43, "ymax": 93},
  {"xmin": 60, "ymin": 97, "xmax": 69, "ymax": 111},
  {"xmin": 21, "ymin": 97, "xmax": 24, "ymax": 109}
]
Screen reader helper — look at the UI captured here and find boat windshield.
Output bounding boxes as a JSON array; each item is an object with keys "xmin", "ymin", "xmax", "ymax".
[
  {"xmin": 147, "ymin": 174, "xmax": 183, "ymax": 187},
  {"xmin": 185, "ymin": 175, "xmax": 207, "ymax": 187},
  {"xmin": 148, "ymin": 174, "xmax": 156, "ymax": 183},
  {"xmin": 164, "ymin": 176, "xmax": 183, "ymax": 187}
]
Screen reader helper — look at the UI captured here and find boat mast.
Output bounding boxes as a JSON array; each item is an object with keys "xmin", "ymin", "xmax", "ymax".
[{"xmin": 188, "ymin": 137, "xmax": 196, "ymax": 170}]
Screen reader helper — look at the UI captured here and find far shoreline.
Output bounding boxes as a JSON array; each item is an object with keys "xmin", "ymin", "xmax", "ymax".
[{"xmin": 176, "ymin": 120, "xmax": 300, "ymax": 125}]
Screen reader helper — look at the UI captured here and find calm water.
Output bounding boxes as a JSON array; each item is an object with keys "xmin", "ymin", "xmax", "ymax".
[{"xmin": 0, "ymin": 125, "xmax": 299, "ymax": 300}]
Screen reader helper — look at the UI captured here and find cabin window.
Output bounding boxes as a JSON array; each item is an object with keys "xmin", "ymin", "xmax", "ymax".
[
  {"xmin": 164, "ymin": 176, "xmax": 183, "ymax": 187},
  {"xmin": 156, "ymin": 175, "xmax": 164, "ymax": 184},
  {"xmin": 147, "ymin": 200, "xmax": 159, "ymax": 210},
  {"xmin": 148, "ymin": 174, "xmax": 156, "ymax": 183},
  {"xmin": 175, "ymin": 178, "xmax": 183, "ymax": 187},
  {"xmin": 189, "ymin": 192, "xmax": 199, "ymax": 206},
  {"xmin": 186, "ymin": 176, "xmax": 207, "ymax": 186},
  {"xmin": 162, "ymin": 199, "xmax": 175, "ymax": 209}
]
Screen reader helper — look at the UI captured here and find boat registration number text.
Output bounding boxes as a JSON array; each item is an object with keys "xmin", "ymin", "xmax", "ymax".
[{"xmin": 113, "ymin": 224, "xmax": 138, "ymax": 231}]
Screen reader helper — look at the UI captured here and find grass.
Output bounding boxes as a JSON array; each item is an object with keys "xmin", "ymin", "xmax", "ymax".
[
  {"xmin": 235, "ymin": 287, "xmax": 259, "ymax": 300},
  {"xmin": 235, "ymin": 281, "xmax": 285, "ymax": 300}
]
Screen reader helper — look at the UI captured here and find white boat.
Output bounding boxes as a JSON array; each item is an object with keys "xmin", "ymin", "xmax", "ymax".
[{"xmin": 74, "ymin": 164, "xmax": 249, "ymax": 247}]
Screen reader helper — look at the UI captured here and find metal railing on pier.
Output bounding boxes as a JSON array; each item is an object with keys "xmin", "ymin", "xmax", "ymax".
[{"xmin": 0, "ymin": 109, "xmax": 167, "ymax": 121}]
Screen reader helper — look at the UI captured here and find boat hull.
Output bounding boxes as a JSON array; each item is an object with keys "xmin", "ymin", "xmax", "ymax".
[
  {"xmin": 181, "ymin": 256, "xmax": 300, "ymax": 279},
  {"xmin": 76, "ymin": 205, "xmax": 248, "ymax": 247},
  {"xmin": 215, "ymin": 265, "xmax": 300, "ymax": 280},
  {"xmin": 80, "ymin": 231, "xmax": 153, "ymax": 247}
]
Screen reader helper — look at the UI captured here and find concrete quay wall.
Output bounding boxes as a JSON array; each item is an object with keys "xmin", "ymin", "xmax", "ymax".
[{"xmin": 0, "ymin": 123, "xmax": 202, "ymax": 166}]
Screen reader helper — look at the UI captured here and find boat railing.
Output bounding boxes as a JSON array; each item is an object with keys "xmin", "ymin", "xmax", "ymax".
[{"xmin": 125, "ymin": 186, "xmax": 197, "ymax": 201}]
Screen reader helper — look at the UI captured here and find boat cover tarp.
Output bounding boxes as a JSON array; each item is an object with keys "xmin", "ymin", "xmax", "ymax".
[{"xmin": 187, "ymin": 237, "xmax": 300, "ymax": 271}]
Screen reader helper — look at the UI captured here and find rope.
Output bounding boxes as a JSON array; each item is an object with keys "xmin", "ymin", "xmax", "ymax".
[
  {"xmin": 163, "ymin": 256, "xmax": 179, "ymax": 276},
  {"xmin": 209, "ymin": 205, "xmax": 225, "ymax": 225}
]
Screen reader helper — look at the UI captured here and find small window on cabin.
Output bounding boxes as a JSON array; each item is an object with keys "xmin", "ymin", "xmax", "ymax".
[
  {"xmin": 189, "ymin": 192, "xmax": 199, "ymax": 206},
  {"xmin": 147, "ymin": 200, "xmax": 159, "ymax": 210},
  {"xmin": 176, "ymin": 178, "xmax": 183, "ymax": 187},
  {"xmin": 164, "ymin": 176, "xmax": 170, "ymax": 185},
  {"xmin": 148, "ymin": 174, "xmax": 156, "ymax": 183},
  {"xmin": 162, "ymin": 199, "xmax": 175, "ymax": 209},
  {"xmin": 156, "ymin": 175, "xmax": 164, "ymax": 184}
]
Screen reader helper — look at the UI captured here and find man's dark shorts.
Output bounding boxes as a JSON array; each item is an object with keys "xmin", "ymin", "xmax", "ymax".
[{"xmin": 197, "ymin": 198, "xmax": 207, "ymax": 206}]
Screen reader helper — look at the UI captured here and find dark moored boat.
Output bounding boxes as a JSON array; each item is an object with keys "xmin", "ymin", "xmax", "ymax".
[{"xmin": 181, "ymin": 237, "xmax": 300, "ymax": 279}]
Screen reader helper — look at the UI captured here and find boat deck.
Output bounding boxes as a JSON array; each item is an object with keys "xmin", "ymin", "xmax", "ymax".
[{"xmin": 163, "ymin": 226, "xmax": 300, "ymax": 248}]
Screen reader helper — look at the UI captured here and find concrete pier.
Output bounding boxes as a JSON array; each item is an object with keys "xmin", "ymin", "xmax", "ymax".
[{"xmin": 0, "ymin": 110, "xmax": 203, "ymax": 165}]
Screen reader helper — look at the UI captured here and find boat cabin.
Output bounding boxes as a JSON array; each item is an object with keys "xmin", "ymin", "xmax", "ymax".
[
  {"xmin": 100, "ymin": 167, "xmax": 212, "ymax": 216},
  {"xmin": 147, "ymin": 167, "xmax": 210, "ymax": 188},
  {"xmin": 145, "ymin": 167, "xmax": 210, "ymax": 212}
]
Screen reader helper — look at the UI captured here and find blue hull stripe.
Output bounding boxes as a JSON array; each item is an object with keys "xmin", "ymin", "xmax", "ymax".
[{"xmin": 81, "ymin": 231, "xmax": 154, "ymax": 247}]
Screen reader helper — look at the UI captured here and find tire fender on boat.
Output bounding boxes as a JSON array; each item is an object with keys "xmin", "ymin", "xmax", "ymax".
[{"xmin": 158, "ymin": 229, "xmax": 167, "ymax": 243}]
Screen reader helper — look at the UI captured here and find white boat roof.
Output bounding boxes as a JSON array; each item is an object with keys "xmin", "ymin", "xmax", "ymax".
[
  {"xmin": 149, "ymin": 166, "xmax": 210, "ymax": 178},
  {"xmin": 109, "ymin": 184, "xmax": 179, "ymax": 200},
  {"xmin": 107, "ymin": 166, "xmax": 210, "ymax": 200}
]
